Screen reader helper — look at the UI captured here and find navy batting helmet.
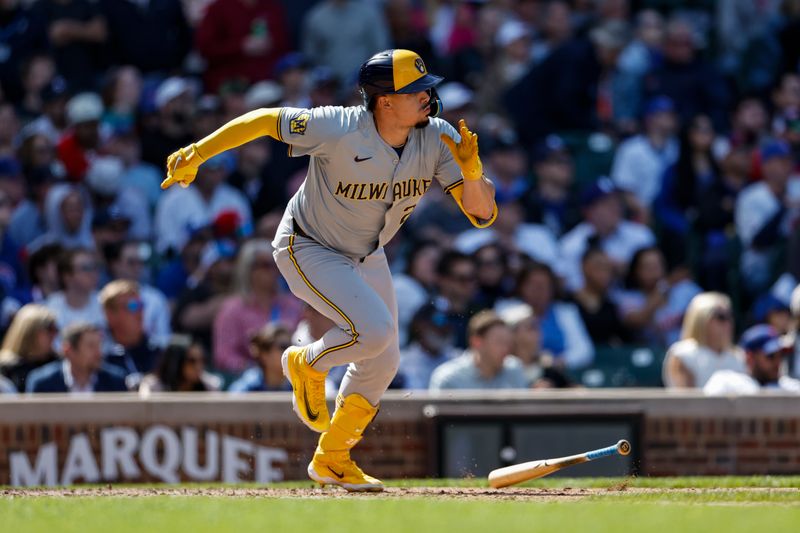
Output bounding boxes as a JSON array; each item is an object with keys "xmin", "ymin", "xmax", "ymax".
[{"xmin": 358, "ymin": 49, "xmax": 443, "ymax": 117}]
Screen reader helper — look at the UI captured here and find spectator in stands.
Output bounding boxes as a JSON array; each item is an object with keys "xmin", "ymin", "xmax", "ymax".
[
  {"xmin": 790, "ymin": 284, "xmax": 800, "ymax": 378},
  {"xmin": 691, "ymin": 142, "xmax": 751, "ymax": 292},
  {"xmin": 617, "ymin": 9, "xmax": 664, "ymax": 79},
  {"xmin": 429, "ymin": 310, "xmax": 527, "ymax": 390},
  {"xmin": 301, "ymin": 0, "xmax": 389, "ymax": 85},
  {"xmin": 195, "ymin": 0, "xmax": 290, "ymax": 92},
  {"xmin": 399, "ymin": 303, "xmax": 459, "ymax": 390},
  {"xmin": 213, "ymin": 239, "xmax": 302, "ymax": 373},
  {"xmin": 615, "ymin": 246, "xmax": 701, "ymax": 346},
  {"xmin": 729, "ymin": 97, "xmax": 770, "ymax": 150},
  {"xmin": 471, "ymin": 243, "xmax": 512, "ymax": 309},
  {"xmin": 772, "ymin": 73, "xmax": 800, "ymax": 138},
  {"xmin": 0, "ymin": 374, "xmax": 14, "ymax": 394},
  {"xmin": 138, "ymin": 335, "xmax": 221, "ymax": 394},
  {"xmin": 45, "ymin": 247, "xmax": 104, "ymax": 331},
  {"xmin": 0, "ymin": 304, "xmax": 59, "ymax": 392},
  {"xmin": 506, "ymin": 19, "xmax": 630, "ymax": 145},
  {"xmin": 0, "ymin": 104, "xmax": 18, "ymax": 159},
  {"xmin": 751, "ymin": 294, "xmax": 793, "ymax": 335},
  {"xmin": 394, "ymin": 240, "xmax": 442, "ymax": 347},
  {"xmin": 10, "ymin": 133, "xmax": 60, "ymax": 248},
  {"xmin": 24, "ymin": 74, "xmax": 69, "ymax": 143},
  {"xmin": 106, "ymin": 128, "xmax": 163, "ymax": 213},
  {"xmin": 735, "ymin": 140, "xmax": 800, "ymax": 294},
  {"xmin": 0, "ymin": 187, "xmax": 24, "ymax": 297},
  {"xmin": 105, "ymin": 240, "xmax": 171, "ymax": 347},
  {"xmin": 499, "ymin": 303, "xmax": 572, "ymax": 388},
  {"xmin": 17, "ymin": 54, "xmax": 57, "ymax": 123},
  {"xmin": 84, "ymin": 155, "xmax": 151, "ymax": 241},
  {"xmin": 274, "ymin": 52, "xmax": 310, "ymax": 108},
  {"xmin": 28, "ymin": 0, "xmax": 108, "ymax": 92},
  {"xmin": 663, "ymin": 292, "xmax": 745, "ymax": 388},
  {"xmin": 228, "ymin": 322, "xmax": 292, "ymax": 392},
  {"xmin": 33, "ymin": 182, "xmax": 94, "ymax": 251},
  {"xmin": 103, "ymin": 0, "xmax": 191, "ymax": 74},
  {"xmin": 156, "ymin": 225, "xmax": 212, "ymax": 305},
  {"xmin": 560, "ymin": 178, "xmax": 655, "ymax": 291},
  {"xmin": 501, "ymin": 261, "xmax": 593, "ymax": 369},
  {"xmin": 99, "ymin": 280, "xmax": 161, "ymax": 378},
  {"xmin": 524, "ymin": 135, "xmax": 580, "ymax": 238},
  {"xmin": 172, "ymin": 239, "xmax": 236, "ymax": 353},
  {"xmin": 57, "ymin": 92, "xmax": 103, "ymax": 181},
  {"xmin": 26, "ymin": 322, "xmax": 127, "ymax": 393},
  {"xmin": 455, "ymin": 198, "xmax": 560, "ymax": 272},
  {"xmin": 572, "ymin": 246, "xmax": 631, "ymax": 345},
  {"xmin": 0, "ymin": 0, "xmax": 37, "ymax": 103},
  {"xmin": 432, "ymin": 251, "xmax": 482, "ymax": 349},
  {"xmin": 611, "ymin": 95, "xmax": 679, "ymax": 220},
  {"xmin": 155, "ymin": 152, "xmax": 251, "ymax": 255},
  {"xmin": 26, "ymin": 244, "xmax": 63, "ymax": 303},
  {"xmin": 532, "ymin": 0, "xmax": 573, "ymax": 65},
  {"xmin": 655, "ymin": 114, "xmax": 722, "ymax": 268},
  {"xmin": 140, "ymin": 77, "xmax": 195, "ymax": 168},
  {"xmin": 644, "ymin": 17, "xmax": 730, "ymax": 130},
  {"xmin": 704, "ymin": 325, "xmax": 800, "ymax": 395}
]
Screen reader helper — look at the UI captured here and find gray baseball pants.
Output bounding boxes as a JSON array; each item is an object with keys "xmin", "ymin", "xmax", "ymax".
[{"xmin": 272, "ymin": 215, "xmax": 400, "ymax": 405}]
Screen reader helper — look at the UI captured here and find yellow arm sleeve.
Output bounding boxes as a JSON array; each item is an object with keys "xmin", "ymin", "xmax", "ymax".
[
  {"xmin": 193, "ymin": 108, "xmax": 282, "ymax": 161},
  {"xmin": 444, "ymin": 179, "xmax": 498, "ymax": 228}
]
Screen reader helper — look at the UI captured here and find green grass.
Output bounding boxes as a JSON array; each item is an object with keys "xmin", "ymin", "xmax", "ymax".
[{"xmin": 2, "ymin": 478, "xmax": 799, "ymax": 533}]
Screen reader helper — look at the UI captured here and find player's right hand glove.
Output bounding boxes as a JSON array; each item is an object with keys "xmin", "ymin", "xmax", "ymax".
[{"xmin": 161, "ymin": 144, "xmax": 206, "ymax": 189}]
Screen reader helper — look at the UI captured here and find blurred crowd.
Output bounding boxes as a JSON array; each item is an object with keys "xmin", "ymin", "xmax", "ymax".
[{"xmin": 1, "ymin": 0, "xmax": 800, "ymax": 397}]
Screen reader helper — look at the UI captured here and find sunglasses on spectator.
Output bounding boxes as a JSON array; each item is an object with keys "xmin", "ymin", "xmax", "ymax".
[
  {"xmin": 184, "ymin": 355, "xmax": 204, "ymax": 365},
  {"xmin": 43, "ymin": 323, "xmax": 59, "ymax": 334},
  {"xmin": 75, "ymin": 263, "xmax": 98, "ymax": 273},
  {"xmin": 252, "ymin": 260, "xmax": 276, "ymax": 270},
  {"xmin": 711, "ymin": 310, "xmax": 732, "ymax": 322},
  {"xmin": 449, "ymin": 273, "xmax": 476, "ymax": 283},
  {"xmin": 123, "ymin": 299, "xmax": 144, "ymax": 313}
]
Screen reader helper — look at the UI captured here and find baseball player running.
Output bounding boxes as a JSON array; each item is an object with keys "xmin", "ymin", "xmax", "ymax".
[{"xmin": 161, "ymin": 49, "xmax": 497, "ymax": 491}]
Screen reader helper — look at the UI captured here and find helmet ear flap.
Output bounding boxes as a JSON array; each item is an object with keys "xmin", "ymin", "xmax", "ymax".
[{"xmin": 428, "ymin": 88, "xmax": 443, "ymax": 118}]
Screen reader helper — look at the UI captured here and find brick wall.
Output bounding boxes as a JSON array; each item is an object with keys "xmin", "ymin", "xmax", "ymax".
[
  {"xmin": 1, "ymin": 391, "xmax": 799, "ymax": 485},
  {"xmin": 644, "ymin": 417, "xmax": 800, "ymax": 476}
]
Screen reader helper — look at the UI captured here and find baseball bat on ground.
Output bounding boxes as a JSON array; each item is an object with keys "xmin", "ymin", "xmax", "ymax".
[{"xmin": 488, "ymin": 439, "xmax": 631, "ymax": 488}]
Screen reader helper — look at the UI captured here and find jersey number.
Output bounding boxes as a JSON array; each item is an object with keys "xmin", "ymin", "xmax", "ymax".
[{"xmin": 400, "ymin": 204, "xmax": 417, "ymax": 225}]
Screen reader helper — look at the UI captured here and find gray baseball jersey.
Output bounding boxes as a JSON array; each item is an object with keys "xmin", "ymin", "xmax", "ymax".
[{"xmin": 276, "ymin": 105, "xmax": 466, "ymax": 258}]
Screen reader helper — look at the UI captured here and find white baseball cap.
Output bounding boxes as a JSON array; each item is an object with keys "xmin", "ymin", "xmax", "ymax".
[
  {"xmin": 496, "ymin": 20, "xmax": 531, "ymax": 48},
  {"xmin": 66, "ymin": 92, "xmax": 103, "ymax": 125},
  {"xmin": 438, "ymin": 82, "xmax": 474, "ymax": 111},
  {"xmin": 155, "ymin": 77, "xmax": 193, "ymax": 109},
  {"xmin": 244, "ymin": 81, "xmax": 284, "ymax": 110}
]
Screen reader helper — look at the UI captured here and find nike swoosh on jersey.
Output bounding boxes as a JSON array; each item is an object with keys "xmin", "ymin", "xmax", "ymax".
[
  {"xmin": 302, "ymin": 386, "xmax": 319, "ymax": 421},
  {"xmin": 328, "ymin": 466, "xmax": 345, "ymax": 479},
  {"xmin": 354, "ymin": 155, "xmax": 372, "ymax": 162}
]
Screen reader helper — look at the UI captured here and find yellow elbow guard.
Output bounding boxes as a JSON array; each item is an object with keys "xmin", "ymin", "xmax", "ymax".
[
  {"xmin": 194, "ymin": 107, "xmax": 282, "ymax": 160},
  {"xmin": 444, "ymin": 179, "xmax": 497, "ymax": 228}
]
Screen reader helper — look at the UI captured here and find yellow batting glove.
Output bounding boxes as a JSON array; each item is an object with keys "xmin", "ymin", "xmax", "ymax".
[
  {"xmin": 160, "ymin": 144, "xmax": 206, "ymax": 190},
  {"xmin": 440, "ymin": 118, "xmax": 483, "ymax": 181}
]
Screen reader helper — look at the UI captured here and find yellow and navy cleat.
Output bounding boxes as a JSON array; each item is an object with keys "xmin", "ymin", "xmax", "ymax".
[
  {"xmin": 308, "ymin": 450, "xmax": 384, "ymax": 492},
  {"xmin": 281, "ymin": 346, "xmax": 330, "ymax": 433}
]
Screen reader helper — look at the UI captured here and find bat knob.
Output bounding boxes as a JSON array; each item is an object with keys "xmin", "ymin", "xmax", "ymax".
[{"xmin": 616, "ymin": 440, "xmax": 631, "ymax": 456}]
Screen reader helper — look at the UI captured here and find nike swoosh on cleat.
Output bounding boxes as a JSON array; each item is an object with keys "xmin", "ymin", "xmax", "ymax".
[
  {"xmin": 302, "ymin": 386, "xmax": 319, "ymax": 421},
  {"xmin": 354, "ymin": 155, "xmax": 372, "ymax": 162},
  {"xmin": 328, "ymin": 467, "xmax": 345, "ymax": 479}
]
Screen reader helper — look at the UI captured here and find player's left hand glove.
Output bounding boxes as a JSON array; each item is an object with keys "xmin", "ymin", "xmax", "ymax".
[{"xmin": 440, "ymin": 119, "xmax": 483, "ymax": 181}]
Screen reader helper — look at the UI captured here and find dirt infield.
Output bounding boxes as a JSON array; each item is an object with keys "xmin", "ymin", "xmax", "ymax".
[{"xmin": 3, "ymin": 486, "xmax": 799, "ymax": 501}]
